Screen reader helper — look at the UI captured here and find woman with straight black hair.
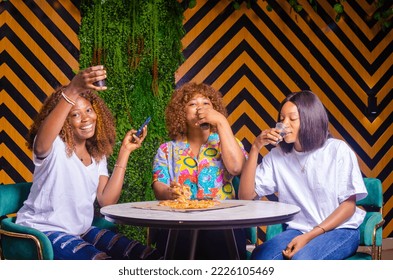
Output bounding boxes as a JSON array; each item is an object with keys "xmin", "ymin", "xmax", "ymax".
[{"xmin": 239, "ymin": 90, "xmax": 367, "ymax": 260}]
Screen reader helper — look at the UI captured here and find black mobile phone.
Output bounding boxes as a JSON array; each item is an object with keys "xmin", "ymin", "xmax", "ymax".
[{"xmin": 134, "ymin": 116, "xmax": 151, "ymax": 138}]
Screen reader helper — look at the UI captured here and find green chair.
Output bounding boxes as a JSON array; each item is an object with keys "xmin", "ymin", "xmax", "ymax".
[
  {"xmin": 265, "ymin": 178, "xmax": 385, "ymax": 260},
  {"xmin": 0, "ymin": 182, "xmax": 116, "ymax": 260}
]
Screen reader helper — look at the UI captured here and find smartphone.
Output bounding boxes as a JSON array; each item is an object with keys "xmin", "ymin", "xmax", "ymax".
[{"xmin": 134, "ymin": 116, "xmax": 151, "ymax": 138}]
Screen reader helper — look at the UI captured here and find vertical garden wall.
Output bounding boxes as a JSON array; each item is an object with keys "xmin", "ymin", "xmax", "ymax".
[{"xmin": 78, "ymin": 0, "xmax": 185, "ymax": 241}]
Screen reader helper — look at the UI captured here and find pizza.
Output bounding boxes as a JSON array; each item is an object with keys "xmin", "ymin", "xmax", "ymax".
[
  {"xmin": 158, "ymin": 199, "xmax": 220, "ymax": 209},
  {"xmin": 171, "ymin": 183, "xmax": 191, "ymax": 201},
  {"xmin": 158, "ymin": 183, "xmax": 220, "ymax": 209}
]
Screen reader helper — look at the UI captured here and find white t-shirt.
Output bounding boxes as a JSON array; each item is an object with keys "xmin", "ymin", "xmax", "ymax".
[
  {"xmin": 254, "ymin": 138, "xmax": 367, "ymax": 233},
  {"xmin": 16, "ymin": 136, "xmax": 109, "ymax": 235}
]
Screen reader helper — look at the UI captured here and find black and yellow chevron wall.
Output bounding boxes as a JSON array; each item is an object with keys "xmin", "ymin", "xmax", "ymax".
[
  {"xmin": 175, "ymin": 0, "xmax": 392, "ymax": 239},
  {"xmin": 0, "ymin": 0, "xmax": 392, "ymax": 239}
]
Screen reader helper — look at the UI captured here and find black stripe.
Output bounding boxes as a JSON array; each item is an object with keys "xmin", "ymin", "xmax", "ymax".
[
  {"xmin": 7, "ymin": 2, "xmax": 76, "ymax": 81},
  {"xmin": 1, "ymin": 77, "xmax": 39, "ymax": 119},
  {"xmin": 349, "ymin": 1, "xmax": 378, "ymax": 29},
  {"xmin": 223, "ymin": 63, "xmax": 283, "ymax": 111},
  {"xmin": 308, "ymin": 69, "xmax": 385, "ymax": 141},
  {"xmin": 0, "ymin": 105, "xmax": 29, "ymax": 140},
  {"xmin": 379, "ymin": 87, "xmax": 393, "ymax": 112},
  {"xmin": 183, "ymin": 0, "xmax": 220, "ymax": 33},
  {"xmin": 0, "ymin": 131, "xmax": 34, "ymax": 173},
  {"xmin": 309, "ymin": 15, "xmax": 384, "ymax": 75},
  {"xmin": 25, "ymin": 0, "xmax": 80, "ymax": 54},
  {"xmin": 232, "ymin": 110, "xmax": 263, "ymax": 136},
  {"xmin": 0, "ymin": 157, "xmax": 28, "ymax": 183},
  {"xmin": 183, "ymin": 1, "xmax": 235, "ymax": 58},
  {"xmin": 1, "ymin": 50, "xmax": 48, "ymax": 102},
  {"xmin": 377, "ymin": 156, "xmax": 393, "ymax": 184},
  {"xmin": 70, "ymin": 0, "xmax": 81, "ymax": 10},
  {"xmin": 48, "ymin": 0, "xmax": 81, "ymax": 34},
  {"xmin": 227, "ymin": 88, "xmax": 277, "ymax": 127}
]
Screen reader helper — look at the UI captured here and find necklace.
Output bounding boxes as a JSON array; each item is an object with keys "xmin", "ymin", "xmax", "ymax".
[{"xmin": 294, "ymin": 153, "xmax": 309, "ymax": 173}]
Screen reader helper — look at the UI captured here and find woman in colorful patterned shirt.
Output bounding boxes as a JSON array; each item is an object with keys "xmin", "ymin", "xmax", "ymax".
[{"xmin": 151, "ymin": 82, "xmax": 247, "ymax": 259}]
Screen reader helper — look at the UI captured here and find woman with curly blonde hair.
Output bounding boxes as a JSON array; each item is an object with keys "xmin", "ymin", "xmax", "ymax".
[
  {"xmin": 151, "ymin": 82, "xmax": 247, "ymax": 259},
  {"xmin": 16, "ymin": 66, "xmax": 161, "ymax": 260}
]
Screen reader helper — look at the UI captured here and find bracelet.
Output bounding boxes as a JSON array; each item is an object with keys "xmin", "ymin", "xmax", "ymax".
[
  {"xmin": 60, "ymin": 89, "xmax": 76, "ymax": 106},
  {"xmin": 314, "ymin": 225, "xmax": 326, "ymax": 234},
  {"xmin": 114, "ymin": 164, "xmax": 126, "ymax": 170}
]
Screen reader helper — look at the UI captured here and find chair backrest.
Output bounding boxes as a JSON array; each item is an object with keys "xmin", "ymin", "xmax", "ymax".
[
  {"xmin": 356, "ymin": 178, "xmax": 384, "ymax": 248},
  {"xmin": 0, "ymin": 182, "xmax": 32, "ymax": 217},
  {"xmin": 232, "ymin": 176, "xmax": 240, "ymax": 199},
  {"xmin": 357, "ymin": 178, "xmax": 383, "ymax": 210}
]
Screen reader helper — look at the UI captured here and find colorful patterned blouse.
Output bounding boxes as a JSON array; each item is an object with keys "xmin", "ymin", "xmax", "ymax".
[{"xmin": 152, "ymin": 133, "xmax": 248, "ymax": 200}]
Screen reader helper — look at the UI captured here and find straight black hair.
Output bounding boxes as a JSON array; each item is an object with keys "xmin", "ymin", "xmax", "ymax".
[{"xmin": 279, "ymin": 90, "xmax": 331, "ymax": 153}]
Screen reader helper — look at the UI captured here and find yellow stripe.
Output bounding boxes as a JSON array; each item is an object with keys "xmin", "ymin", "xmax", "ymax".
[
  {"xmin": 181, "ymin": 0, "xmax": 228, "ymax": 49},
  {"xmin": 12, "ymin": 1, "xmax": 79, "ymax": 70},
  {"xmin": 34, "ymin": 0, "xmax": 80, "ymax": 49},
  {"xmin": 58, "ymin": 0, "xmax": 81, "ymax": 23},
  {"xmin": 0, "ymin": 64, "xmax": 45, "ymax": 111},
  {"xmin": 3, "ymin": 38, "xmax": 56, "ymax": 95},
  {"xmin": 0, "ymin": 171, "xmax": 16, "ymax": 185},
  {"xmin": 0, "ymin": 144, "xmax": 32, "ymax": 182},
  {"xmin": 176, "ymin": 11, "xmax": 244, "ymax": 83}
]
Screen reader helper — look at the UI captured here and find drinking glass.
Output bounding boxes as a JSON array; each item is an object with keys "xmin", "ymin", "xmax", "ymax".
[
  {"xmin": 200, "ymin": 123, "xmax": 210, "ymax": 130},
  {"xmin": 93, "ymin": 65, "xmax": 106, "ymax": 87},
  {"xmin": 93, "ymin": 79, "xmax": 106, "ymax": 87},
  {"xmin": 275, "ymin": 122, "xmax": 287, "ymax": 144}
]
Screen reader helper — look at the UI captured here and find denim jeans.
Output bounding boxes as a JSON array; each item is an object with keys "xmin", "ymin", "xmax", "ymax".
[
  {"xmin": 251, "ymin": 228, "xmax": 359, "ymax": 260},
  {"xmin": 44, "ymin": 227, "xmax": 162, "ymax": 260}
]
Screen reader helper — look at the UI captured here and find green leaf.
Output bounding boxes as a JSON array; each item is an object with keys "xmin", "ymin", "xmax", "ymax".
[
  {"xmin": 79, "ymin": 0, "xmax": 183, "ymax": 239},
  {"xmin": 266, "ymin": 4, "xmax": 273, "ymax": 12},
  {"xmin": 188, "ymin": 0, "xmax": 196, "ymax": 9},
  {"xmin": 289, "ymin": 0, "xmax": 297, "ymax": 6},
  {"xmin": 334, "ymin": 3, "xmax": 344, "ymax": 14},
  {"xmin": 294, "ymin": 5, "xmax": 303, "ymax": 13},
  {"xmin": 383, "ymin": 21, "xmax": 391, "ymax": 28}
]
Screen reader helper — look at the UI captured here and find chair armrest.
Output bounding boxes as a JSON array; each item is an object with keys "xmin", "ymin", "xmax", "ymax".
[
  {"xmin": 359, "ymin": 212, "xmax": 384, "ymax": 246},
  {"xmin": 0, "ymin": 217, "xmax": 53, "ymax": 259},
  {"xmin": 92, "ymin": 216, "xmax": 117, "ymax": 231}
]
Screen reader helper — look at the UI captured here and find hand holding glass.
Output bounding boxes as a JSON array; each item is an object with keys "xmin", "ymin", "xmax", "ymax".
[{"xmin": 275, "ymin": 122, "xmax": 287, "ymax": 144}]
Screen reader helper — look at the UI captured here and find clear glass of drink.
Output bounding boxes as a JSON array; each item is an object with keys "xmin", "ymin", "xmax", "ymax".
[{"xmin": 275, "ymin": 122, "xmax": 288, "ymax": 144}]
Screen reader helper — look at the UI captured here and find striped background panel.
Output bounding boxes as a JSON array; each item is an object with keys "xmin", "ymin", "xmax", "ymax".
[{"xmin": 0, "ymin": 0, "xmax": 392, "ymax": 238}]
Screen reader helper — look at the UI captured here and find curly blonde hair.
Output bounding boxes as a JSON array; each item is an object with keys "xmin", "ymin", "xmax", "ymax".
[
  {"xmin": 165, "ymin": 82, "xmax": 227, "ymax": 140},
  {"xmin": 27, "ymin": 88, "xmax": 116, "ymax": 161}
]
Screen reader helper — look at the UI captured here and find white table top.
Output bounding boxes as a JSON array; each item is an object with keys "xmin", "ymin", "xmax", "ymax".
[{"xmin": 100, "ymin": 200, "xmax": 300, "ymax": 230}]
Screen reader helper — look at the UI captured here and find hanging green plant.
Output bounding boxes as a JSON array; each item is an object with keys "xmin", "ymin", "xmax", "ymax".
[
  {"xmin": 333, "ymin": 1, "xmax": 345, "ymax": 22},
  {"xmin": 373, "ymin": 0, "xmax": 393, "ymax": 31},
  {"xmin": 79, "ymin": 0, "xmax": 184, "ymax": 242}
]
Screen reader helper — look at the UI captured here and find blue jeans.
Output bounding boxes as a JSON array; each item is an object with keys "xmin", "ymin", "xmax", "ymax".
[
  {"xmin": 251, "ymin": 228, "xmax": 359, "ymax": 260},
  {"xmin": 44, "ymin": 227, "xmax": 162, "ymax": 260}
]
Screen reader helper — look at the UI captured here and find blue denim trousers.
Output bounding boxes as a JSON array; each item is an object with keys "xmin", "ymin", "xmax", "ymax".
[
  {"xmin": 44, "ymin": 227, "xmax": 162, "ymax": 260},
  {"xmin": 251, "ymin": 228, "xmax": 360, "ymax": 260}
]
